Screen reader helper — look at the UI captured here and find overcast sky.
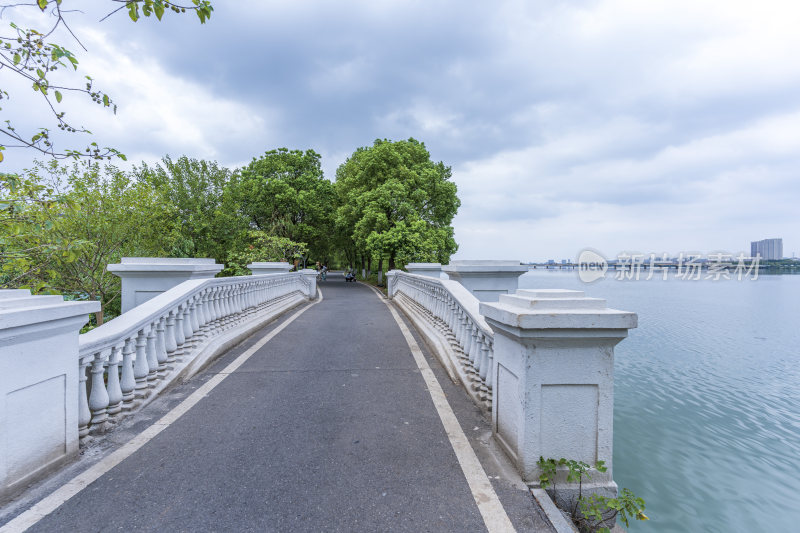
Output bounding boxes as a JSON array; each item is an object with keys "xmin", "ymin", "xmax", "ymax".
[{"xmin": 4, "ymin": 0, "xmax": 799, "ymax": 261}]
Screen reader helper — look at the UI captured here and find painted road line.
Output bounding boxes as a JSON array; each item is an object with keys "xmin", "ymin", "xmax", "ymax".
[
  {"xmin": 368, "ymin": 284, "xmax": 516, "ymax": 533},
  {"xmin": 1, "ymin": 291, "xmax": 323, "ymax": 533}
]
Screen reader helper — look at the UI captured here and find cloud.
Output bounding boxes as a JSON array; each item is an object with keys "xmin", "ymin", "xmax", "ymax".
[{"xmin": 2, "ymin": 0, "xmax": 799, "ymax": 259}]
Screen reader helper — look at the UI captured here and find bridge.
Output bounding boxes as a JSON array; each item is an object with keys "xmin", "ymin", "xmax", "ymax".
[{"xmin": 0, "ymin": 261, "xmax": 636, "ymax": 532}]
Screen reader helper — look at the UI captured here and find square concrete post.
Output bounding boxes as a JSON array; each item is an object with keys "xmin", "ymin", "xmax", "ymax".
[
  {"xmin": 443, "ymin": 260, "xmax": 528, "ymax": 302},
  {"xmin": 386, "ymin": 270, "xmax": 401, "ymax": 297},
  {"xmin": 108, "ymin": 258, "xmax": 224, "ymax": 313},
  {"xmin": 299, "ymin": 269, "xmax": 318, "ymax": 300},
  {"xmin": 0, "ymin": 290, "xmax": 99, "ymax": 501},
  {"xmin": 247, "ymin": 262, "xmax": 293, "ymax": 275},
  {"xmin": 480, "ymin": 289, "xmax": 637, "ymax": 498},
  {"xmin": 404, "ymin": 263, "xmax": 448, "ymax": 279}
]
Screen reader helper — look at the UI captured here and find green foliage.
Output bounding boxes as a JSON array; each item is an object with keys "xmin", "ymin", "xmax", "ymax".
[
  {"xmin": 2, "ymin": 160, "xmax": 180, "ymax": 324},
  {"xmin": 335, "ymin": 138, "xmax": 459, "ymax": 271},
  {"xmin": 579, "ymin": 489, "xmax": 648, "ymax": 532},
  {"xmin": 126, "ymin": 1, "xmax": 213, "ymax": 23},
  {"xmin": 136, "ymin": 155, "xmax": 244, "ymax": 263},
  {"xmin": 537, "ymin": 456, "xmax": 648, "ymax": 533},
  {"xmin": 538, "ymin": 457, "xmax": 598, "ymax": 488},
  {"xmin": 225, "ymin": 231, "xmax": 307, "ymax": 277},
  {"xmin": 0, "ymin": 1, "xmax": 213, "ymax": 162},
  {"xmin": 1, "ymin": 140, "xmax": 461, "ymax": 326},
  {"xmin": 236, "ymin": 148, "xmax": 335, "ymax": 264},
  {"xmin": 0, "ymin": 170, "xmax": 90, "ymax": 285}
]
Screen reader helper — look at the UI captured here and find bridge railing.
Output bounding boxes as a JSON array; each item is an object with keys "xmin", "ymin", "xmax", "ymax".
[
  {"xmin": 387, "ymin": 271, "xmax": 494, "ymax": 406},
  {"xmin": 77, "ymin": 272, "xmax": 311, "ymax": 439},
  {"xmin": 389, "ymin": 267, "xmax": 638, "ymax": 500}
]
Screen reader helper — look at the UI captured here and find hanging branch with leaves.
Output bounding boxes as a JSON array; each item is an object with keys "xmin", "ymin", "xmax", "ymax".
[{"xmin": 0, "ymin": 0, "xmax": 213, "ymax": 163}]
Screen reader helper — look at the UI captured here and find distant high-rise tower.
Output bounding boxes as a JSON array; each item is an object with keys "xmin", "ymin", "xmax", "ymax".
[{"xmin": 750, "ymin": 238, "xmax": 783, "ymax": 260}]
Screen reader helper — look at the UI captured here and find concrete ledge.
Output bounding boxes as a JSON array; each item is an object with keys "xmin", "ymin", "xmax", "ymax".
[
  {"xmin": 247, "ymin": 262, "xmax": 293, "ymax": 275},
  {"xmin": 0, "ymin": 453, "xmax": 73, "ymax": 505},
  {"xmin": 531, "ymin": 487, "xmax": 579, "ymax": 533},
  {"xmin": 405, "ymin": 263, "xmax": 448, "ymax": 279}
]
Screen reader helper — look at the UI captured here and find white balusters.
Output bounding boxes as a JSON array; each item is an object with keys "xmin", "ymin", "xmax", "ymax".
[
  {"xmin": 390, "ymin": 272, "xmax": 495, "ymax": 409},
  {"xmin": 107, "ymin": 345, "xmax": 124, "ymax": 417},
  {"xmin": 77, "ymin": 272, "xmax": 308, "ymax": 440},
  {"xmin": 88, "ymin": 350, "xmax": 110, "ymax": 434},
  {"xmin": 146, "ymin": 324, "xmax": 159, "ymax": 383},
  {"xmin": 78, "ymin": 358, "xmax": 92, "ymax": 438},
  {"xmin": 189, "ymin": 295, "xmax": 200, "ymax": 332},
  {"xmin": 134, "ymin": 328, "xmax": 150, "ymax": 399},
  {"xmin": 165, "ymin": 310, "xmax": 178, "ymax": 357},
  {"xmin": 156, "ymin": 317, "xmax": 168, "ymax": 375},
  {"xmin": 174, "ymin": 305, "xmax": 186, "ymax": 349},
  {"xmin": 182, "ymin": 302, "xmax": 193, "ymax": 341},
  {"xmin": 120, "ymin": 337, "xmax": 136, "ymax": 409}
]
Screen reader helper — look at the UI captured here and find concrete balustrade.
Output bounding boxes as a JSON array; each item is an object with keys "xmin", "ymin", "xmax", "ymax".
[
  {"xmin": 0, "ymin": 269, "xmax": 316, "ymax": 500},
  {"xmin": 480, "ymin": 289, "xmax": 636, "ymax": 497},
  {"xmin": 387, "ymin": 271, "xmax": 494, "ymax": 407},
  {"xmin": 0, "ymin": 290, "xmax": 99, "ymax": 500},
  {"xmin": 389, "ymin": 273, "xmax": 637, "ymax": 511},
  {"xmin": 298, "ymin": 269, "xmax": 318, "ymax": 300},
  {"xmin": 2, "ymin": 254, "xmax": 636, "ymax": 518},
  {"xmin": 108, "ymin": 257, "xmax": 225, "ymax": 313},
  {"xmin": 77, "ymin": 272, "xmax": 314, "ymax": 441},
  {"xmin": 442, "ymin": 260, "xmax": 528, "ymax": 302}
]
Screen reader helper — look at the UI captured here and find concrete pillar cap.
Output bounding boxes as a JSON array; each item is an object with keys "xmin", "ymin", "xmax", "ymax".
[{"xmin": 480, "ymin": 289, "xmax": 637, "ymax": 331}]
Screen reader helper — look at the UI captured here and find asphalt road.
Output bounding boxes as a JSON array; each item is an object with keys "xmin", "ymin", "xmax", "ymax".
[{"xmin": 19, "ymin": 278, "xmax": 552, "ymax": 533}]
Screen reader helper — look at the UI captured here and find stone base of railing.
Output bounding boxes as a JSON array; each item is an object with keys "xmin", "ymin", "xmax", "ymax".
[
  {"xmin": 80, "ymin": 291, "xmax": 309, "ymax": 446},
  {"xmin": 392, "ymin": 292, "xmax": 492, "ymax": 411}
]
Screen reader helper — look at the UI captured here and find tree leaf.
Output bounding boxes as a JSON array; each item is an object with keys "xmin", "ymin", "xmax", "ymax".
[
  {"xmin": 128, "ymin": 3, "xmax": 139, "ymax": 22},
  {"xmin": 13, "ymin": 53, "xmax": 20, "ymax": 65},
  {"xmin": 55, "ymin": 90, "xmax": 62, "ymax": 103},
  {"xmin": 37, "ymin": 0, "xmax": 47, "ymax": 11}
]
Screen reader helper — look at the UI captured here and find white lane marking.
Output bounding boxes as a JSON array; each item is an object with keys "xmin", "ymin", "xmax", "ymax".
[
  {"xmin": 1, "ymin": 290, "xmax": 323, "ymax": 533},
  {"xmin": 367, "ymin": 284, "xmax": 516, "ymax": 533}
]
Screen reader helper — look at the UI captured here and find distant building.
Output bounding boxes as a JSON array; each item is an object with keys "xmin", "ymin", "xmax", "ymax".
[{"xmin": 750, "ymin": 238, "xmax": 783, "ymax": 260}]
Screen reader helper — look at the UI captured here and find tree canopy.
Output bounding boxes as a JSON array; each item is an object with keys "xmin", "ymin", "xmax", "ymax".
[
  {"xmin": 335, "ymin": 138, "xmax": 459, "ymax": 272},
  {"xmin": 136, "ymin": 155, "xmax": 244, "ymax": 262},
  {"xmin": 2, "ymin": 160, "xmax": 179, "ymax": 323},
  {"xmin": 236, "ymin": 148, "xmax": 335, "ymax": 265},
  {"xmin": 0, "ymin": 138, "xmax": 461, "ymax": 323}
]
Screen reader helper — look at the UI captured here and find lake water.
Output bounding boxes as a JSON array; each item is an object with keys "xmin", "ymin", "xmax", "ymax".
[{"xmin": 518, "ymin": 270, "xmax": 800, "ymax": 533}]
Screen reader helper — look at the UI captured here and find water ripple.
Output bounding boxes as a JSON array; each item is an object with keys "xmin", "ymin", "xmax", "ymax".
[{"xmin": 520, "ymin": 272, "xmax": 800, "ymax": 532}]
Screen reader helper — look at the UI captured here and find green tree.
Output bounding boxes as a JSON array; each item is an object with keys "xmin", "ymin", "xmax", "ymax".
[
  {"xmin": 0, "ymin": 170, "xmax": 89, "ymax": 286},
  {"xmin": 236, "ymin": 148, "xmax": 335, "ymax": 265},
  {"xmin": 136, "ymin": 155, "xmax": 245, "ymax": 263},
  {"xmin": 10, "ymin": 160, "xmax": 178, "ymax": 324},
  {"xmin": 335, "ymin": 138, "xmax": 460, "ymax": 278},
  {"xmin": 0, "ymin": 1, "xmax": 213, "ymax": 163},
  {"xmin": 225, "ymin": 231, "xmax": 308, "ymax": 277}
]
